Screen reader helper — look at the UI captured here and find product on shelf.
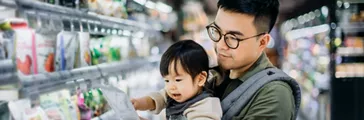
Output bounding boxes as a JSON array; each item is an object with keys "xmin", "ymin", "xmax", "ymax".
[
  {"xmin": 57, "ymin": 90, "xmax": 80, "ymax": 120},
  {"xmin": 23, "ymin": 106, "xmax": 48, "ymax": 120},
  {"xmin": 35, "ymin": 32, "xmax": 57, "ymax": 74},
  {"xmin": 40, "ymin": 92, "xmax": 67, "ymax": 120},
  {"xmin": 345, "ymin": 37, "xmax": 364, "ymax": 48},
  {"xmin": 90, "ymin": 36, "xmax": 124, "ymax": 65},
  {"xmin": 55, "ymin": 31, "xmax": 79, "ymax": 71},
  {"xmin": 77, "ymin": 32, "xmax": 91, "ymax": 67},
  {"xmin": 90, "ymin": 37, "xmax": 104, "ymax": 65},
  {"xmin": 350, "ymin": 10, "xmax": 364, "ymax": 22},
  {"xmin": 336, "ymin": 63, "xmax": 364, "ymax": 78},
  {"xmin": 15, "ymin": 28, "xmax": 36, "ymax": 76},
  {"xmin": 77, "ymin": 90, "xmax": 92, "ymax": 120},
  {"xmin": 8, "ymin": 99, "xmax": 32, "ymax": 120},
  {"xmin": 84, "ymin": 89, "xmax": 106, "ymax": 117},
  {"xmin": 88, "ymin": 0, "xmax": 128, "ymax": 19}
]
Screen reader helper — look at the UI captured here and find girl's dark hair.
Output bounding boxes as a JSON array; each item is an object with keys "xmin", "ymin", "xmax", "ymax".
[{"xmin": 160, "ymin": 40, "xmax": 209, "ymax": 80}]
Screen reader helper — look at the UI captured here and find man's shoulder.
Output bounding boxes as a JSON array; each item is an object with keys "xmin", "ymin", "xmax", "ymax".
[{"xmin": 257, "ymin": 81, "xmax": 293, "ymax": 96}]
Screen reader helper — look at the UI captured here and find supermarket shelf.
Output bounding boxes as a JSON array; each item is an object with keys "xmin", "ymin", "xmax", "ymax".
[
  {"xmin": 0, "ymin": 59, "xmax": 17, "ymax": 85},
  {"xmin": 337, "ymin": 53, "xmax": 364, "ymax": 57},
  {"xmin": 0, "ymin": 0, "xmax": 16, "ymax": 8},
  {"xmin": 340, "ymin": 22, "xmax": 364, "ymax": 34},
  {"xmin": 0, "ymin": 0, "xmax": 150, "ymax": 31},
  {"xmin": 342, "ymin": 0, "xmax": 364, "ymax": 3},
  {"xmin": 335, "ymin": 72, "xmax": 364, "ymax": 78},
  {"xmin": 20, "ymin": 55, "xmax": 161, "ymax": 98},
  {"xmin": 0, "ymin": 59, "xmax": 15, "ymax": 74}
]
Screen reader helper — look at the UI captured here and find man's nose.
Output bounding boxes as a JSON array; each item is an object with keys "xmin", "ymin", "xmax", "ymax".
[{"xmin": 216, "ymin": 37, "xmax": 229, "ymax": 50}]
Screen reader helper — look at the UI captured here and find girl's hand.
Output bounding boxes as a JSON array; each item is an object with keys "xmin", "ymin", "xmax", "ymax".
[{"xmin": 131, "ymin": 97, "xmax": 156, "ymax": 111}]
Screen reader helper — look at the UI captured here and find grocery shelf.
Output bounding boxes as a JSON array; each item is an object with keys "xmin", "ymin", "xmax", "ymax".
[
  {"xmin": 337, "ymin": 53, "xmax": 364, "ymax": 57},
  {"xmin": 0, "ymin": 0, "xmax": 150, "ymax": 31},
  {"xmin": 341, "ymin": 0, "xmax": 364, "ymax": 3},
  {"xmin": 0, "ymin": 59, "xmax": 17, "ymax": 85},
  {"xmin": 0, "ymin": 59, "xmax": 15, "ymax": 74},
  {"xmin": 0, "ymin": 0, "xmax": 16, "ymax": 8},
  {"xmin": 20, "ymin": 55, "xmax": 160, "ymax": 98},
  {"xmin": 340, "ymin": 22, "xmax": 364, "ymax": 35},
  {"xmin": 335, "ymin": 72, "xmax": 364, "ymax": 78}
]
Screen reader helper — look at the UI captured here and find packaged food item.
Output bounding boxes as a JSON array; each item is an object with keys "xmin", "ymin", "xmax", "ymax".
[
  {"xmin": 83, "ymin": 89, "xmax": 106, "ymax": 117},
  {"xmin": 71, "ymin": 94, "xmax": 81, "ymax": 120},
  {"xmin": 77, "ymin": 32, "xmax": 91, "ymax": 67},
  {"xmin": 23, "ymin": 106, "xmax": 49, "ymax": 120},
  {"xmin": 35, "ymin": 32, "xmax": 57, "ymax": 74},
  {"xmin": 89, "ymin": 0, "xmax": 128, "ymax": 18},
  {"xmin": 110, "ymin": 36, "xmax": 130, "ymax": 60},
  {"xmin": 57, "ymin": 90, "xmax": 79, "ymax": 120},
  {"xmin": 15, "ymin": 28, "xmax": 36, "ymax": 76},
  {"xmin": 88, "ymin": 0, "xmax": 99, "ymax": 13},
  {"xmin": 77, "ymin": 90, "xmax": 92, "ymax": 120},
  {"xmin": 90, "ymin": 38, "xmax": 102, "ymax": 65},
  {"xmin": 55, "ymin": 31, "xmax": 78, "ymax": 71},
  {"xmin": 99, "ymin": 85, "xmax": 139, "ymax": 120},
  {"xmin": 40, "ymin": 92, "xmax": 66, "ymax": 120},
  {"xmin": 8, "ymin": 99, "xmax": 32, "ymax": 120},
  {"xmin": 104, "ymin": 36, "xmax": 121, "ymax": 62}
]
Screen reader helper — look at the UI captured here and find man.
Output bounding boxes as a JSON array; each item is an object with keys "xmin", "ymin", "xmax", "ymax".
[{"xmin": 206, "ymin": 0, "xmax": 300, "ymax": 119}]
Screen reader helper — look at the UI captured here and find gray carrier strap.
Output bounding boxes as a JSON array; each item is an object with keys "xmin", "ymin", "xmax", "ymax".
[{"xmin": 221, "ymin": 68, "xmax": 301, "ymax": 120}]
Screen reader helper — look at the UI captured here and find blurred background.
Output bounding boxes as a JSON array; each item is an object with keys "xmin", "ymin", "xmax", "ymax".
[{"xmin": 0, "ymin": 0, "xmax": 363, "ymax": 120}]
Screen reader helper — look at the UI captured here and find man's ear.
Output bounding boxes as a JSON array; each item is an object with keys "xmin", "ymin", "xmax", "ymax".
[
  {"xmin": 259, "ymin": 34, "xmax": 271, "ymax": 51},
  {"xmin": 197, "ymin": 71, "xmax": 208, "ymax": 87}
]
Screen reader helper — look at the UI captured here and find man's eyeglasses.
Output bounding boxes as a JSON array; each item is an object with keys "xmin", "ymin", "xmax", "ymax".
[{"xmin": 206, "ymin": 24, "xmax": 266, "ymax": 49}]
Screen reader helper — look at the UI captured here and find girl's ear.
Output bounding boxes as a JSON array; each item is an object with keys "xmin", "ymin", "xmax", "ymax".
[{"xmin": 197, "ymin": 71, "xmax": 208, "ymax": 87}]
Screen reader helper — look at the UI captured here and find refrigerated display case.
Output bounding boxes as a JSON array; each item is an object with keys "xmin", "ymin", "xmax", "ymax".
[
  {"xmin": 0, "ymin": 0, "xmax": 169, "ymax": 119},
  {"xmin": 331, "ymin": 1, "xmax": 364, "ymax": 120},
  {"xmin": 281, "ymin": 7, "xmax": 332, "ymax": 120}
]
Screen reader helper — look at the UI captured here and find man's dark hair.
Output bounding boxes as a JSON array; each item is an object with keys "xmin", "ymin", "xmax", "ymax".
[
  {"xmin": 217, "ymin": 0, "xmax": 279, "ymax": 33},
  {"xmin": 160, "ymin": 40, "xmax": 209, "ymax": 80}
]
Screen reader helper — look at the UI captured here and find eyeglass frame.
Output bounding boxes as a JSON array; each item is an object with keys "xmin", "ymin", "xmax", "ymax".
[{"xmin": 206, "ymin": 24, "xmax": 267, "ymax": 49}]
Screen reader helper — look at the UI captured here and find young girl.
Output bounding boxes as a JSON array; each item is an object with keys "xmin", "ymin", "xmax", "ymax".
[{"xmin": 131, "ymin": 40, "xmax": 222, "ymax": 120}]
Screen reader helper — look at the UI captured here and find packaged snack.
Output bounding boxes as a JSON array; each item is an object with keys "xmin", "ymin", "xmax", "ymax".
[
  {"xmin": 90, "ymin": 38, "xmax": 102, "ymax": 65},
  {"xmin": 23, "ymin": 106, "xmax": 49, "ymax": 120},
  {"xmin": 8, "ymin": 99, "xmax": 32, "ymax": 120},
  {"xmin": 99, "ymin": 85, "xmax": 139, "ymax": 120},
  {"xmin": 35, "ymin": 32, "xmax": 57, "ymax": 74},
  {"xmin": 15, "ymin": 28, "xmax": 36, "ymax": 76},
  {"xmin": 55, "ymin": 31, "xmax": 78, "ymax": 71},
  {"xmin": 77, "ymin": 32, "xmax": 91, "ymax": 67},
  {"xmin": 40, "ymin": 92, "xmax": 66, "ymax": 120},
  {"xmin": 89, "ymin": 0, "xmax": 128, "ymax": 18},
  {"xmin": 57, "ymin": 90, "xmax": 79, "ymax": 120},
  {"xmin": 110, "ymin": 36, "xmax": 129, "ymax": 60},
  {"xmin": 77, "ymin": 90, "xmax": 92, "ymax": 120},
  {"xmin": 71, "ymin": 94, "xmax": 81, "ymax": 120}
]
